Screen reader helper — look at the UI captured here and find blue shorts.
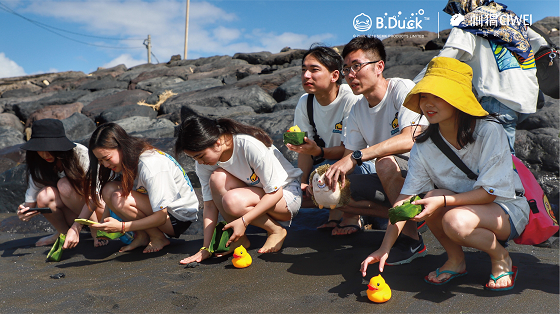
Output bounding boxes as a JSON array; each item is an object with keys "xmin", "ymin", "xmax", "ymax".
[{"xmin": 496, "ymin": 203, "xmax": 519, "ymax": 248}]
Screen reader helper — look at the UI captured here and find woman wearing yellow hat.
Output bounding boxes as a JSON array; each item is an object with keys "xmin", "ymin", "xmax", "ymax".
[{"xmin": 359, "ymin": 57, "xmax": 529, "ymax": 291}]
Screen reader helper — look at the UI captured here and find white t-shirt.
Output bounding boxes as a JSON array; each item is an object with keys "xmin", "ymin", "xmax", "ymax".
[
  {"xmin": 25, "ymin": 143, "xmax": 90, "ymax": 203},
  {"xmin": 197, "ymin": 134, "xmax": 303, "ymax": 202},
  {"xmin": 444, "ymin": 27, "xmax": 539, "ymax": 114},
  {"xmin": 293, "ymin": 84, "xmax": 361, "ymax": 148},
  {"xmin": 134, "ymin": 150, "xmax": 199, "ymax": 222},
  {"xmin": 343, "ymin": 78, "xmax": 428, "ymax": 151},
  {"xmin": 401, "ymin": 119, "xmax": 529, "ymax": 235}
]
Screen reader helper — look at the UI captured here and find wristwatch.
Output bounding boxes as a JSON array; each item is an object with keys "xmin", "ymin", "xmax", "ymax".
[{"xmin": 351, "ymin": 150, "xmax": 363, "ymax": 166}]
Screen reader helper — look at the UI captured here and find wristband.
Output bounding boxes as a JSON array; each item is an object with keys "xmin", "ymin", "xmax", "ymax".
[
  {"xmin": 314, "ymin": 146, "xmax": 324, "ymax": 159},
  {"xmin": 241, "ymin": 216, "xmax": 248, "ymax": 227},
  {"xmin": 199, "ymin": 247, "xmax": 211, "ymax": 253},
  {"xmin": 443, "ymin": 195, "xmax": 447, "ymax": 207},
  {"xmin": 122, "ymin": 221, "xmax": 126, "ymax": 234}
]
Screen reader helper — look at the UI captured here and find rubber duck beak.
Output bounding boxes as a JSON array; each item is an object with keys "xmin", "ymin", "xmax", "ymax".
[
  {"xmin": 233, "ymin": 254, "xmax": 241, "ymax": 258},
  {"xmin": 367, "ymin": 284, "xmax": 378, "ymax": 291}
]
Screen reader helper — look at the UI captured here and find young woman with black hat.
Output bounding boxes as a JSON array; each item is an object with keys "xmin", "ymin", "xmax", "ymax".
[{"xmin": 16, "ymin": 118, "xmax": 107, "ymax": 248}]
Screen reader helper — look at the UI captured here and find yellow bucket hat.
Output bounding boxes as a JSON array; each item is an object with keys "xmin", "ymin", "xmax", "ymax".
[{"xmin": 403, "ymin": 57, "xmax": 488, "ymax": 117}]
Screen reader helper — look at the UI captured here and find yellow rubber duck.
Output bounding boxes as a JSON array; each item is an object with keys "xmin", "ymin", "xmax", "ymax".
[
  {"xmin": 367, "ymin": 274, "xmax": 391, "ymax": 303},
  {"xmin": 288, "ymin": 125, "xmax": 301, "ymax": 132},
  {"xmin": 232, "ymin": 245, "xmax": 252, "ymax": 268}
]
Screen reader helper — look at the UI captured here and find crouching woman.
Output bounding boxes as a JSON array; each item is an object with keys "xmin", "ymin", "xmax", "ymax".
[{"xmin": 85, "ymin": 123, "xmax": 199, "ymax": 253}]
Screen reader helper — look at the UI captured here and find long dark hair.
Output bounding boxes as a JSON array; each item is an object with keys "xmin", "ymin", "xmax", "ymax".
[
  {"xmin": 175, "ymin": 115, "xmax": 273, "ymax": 154},
  {"xmin": 415, "ymin": 111, "xmax": 493, "ymax": 148},
  {"xmin": 85, "ymin": 123, "xmax": 155, "ymax": 207},
  {"xmin": 26, "ymin": 149, "xmax": 86, "ymax": 196}
]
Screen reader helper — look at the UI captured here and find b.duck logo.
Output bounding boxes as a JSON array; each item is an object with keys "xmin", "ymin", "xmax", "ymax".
[
  {"xmin": 248, "ymin": 169, "xmax": 260, "ymax": 186},
  {"xmin": 333, "ymin": 120, "xmax": 343, "ymax": 134},
  {"xmin": 354, "ymin": 13, "xmax": 372, "ymax": 32},
  {"xmin": 391, "ymin": 112, "xmax": 399, "ymax": 135}
]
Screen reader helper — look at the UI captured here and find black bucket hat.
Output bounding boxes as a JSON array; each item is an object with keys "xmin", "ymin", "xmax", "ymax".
[{"xmin": 20, "ymin": 119, "xmax": 76, "ymax": 152}]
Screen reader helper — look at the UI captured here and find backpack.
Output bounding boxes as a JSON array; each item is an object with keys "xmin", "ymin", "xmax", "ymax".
[
  {"xmin": 529, "ymin": 25, "xmax": 560, "ymax": 99},
  {"xmin": 430, "ymin": 130, "xmax": 559, "ymax": 245}
]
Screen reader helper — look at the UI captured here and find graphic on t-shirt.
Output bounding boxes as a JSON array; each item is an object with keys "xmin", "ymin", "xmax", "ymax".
[
  {"xmin": 490, "ymin": 41, "xmax": 536, "ymax": 72},
  {"xmin": 136, "ymin": 186, "xmax": 148, "ymax": 194},
  {"xmin": 391, "ymin": 112, "xmax": 399, "ymax": 135},
  {"xmin": 333, "ymin": 120, "xmax": 343, "ymax": 134},
  {"xmin": 247, "ymin": 166, "xmax": 260, "ymax": 186}
]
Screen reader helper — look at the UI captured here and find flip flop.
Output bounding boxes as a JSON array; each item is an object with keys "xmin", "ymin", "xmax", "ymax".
[
  {"xmin": 484, "ymin": 266, "xmax": 518, "ymax": 291},
  {"xmin": 317, "ymin": 219, "xmax": 340, "ymax": 231},
  {"xmin": 424, "ymin": 268, "xmax": 468, "ymax": 285},
  {"xmin": 332, "ymin": 224, "xmax": 362, "ymax": 236}
]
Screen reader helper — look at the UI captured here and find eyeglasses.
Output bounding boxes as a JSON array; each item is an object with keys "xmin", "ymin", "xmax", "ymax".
[{"xmin": 341, "ymin": 60, "xmax": 381, "ymax": 76}]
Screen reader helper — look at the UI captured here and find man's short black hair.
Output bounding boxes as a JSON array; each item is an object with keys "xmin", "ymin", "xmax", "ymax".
[
  {"xmin": 341, "ymin": 36, "xmax": 387, "ymax": 63},
  {"xmin": 303, "ymin": 44, "xmax": 344, "ymax": 85}
]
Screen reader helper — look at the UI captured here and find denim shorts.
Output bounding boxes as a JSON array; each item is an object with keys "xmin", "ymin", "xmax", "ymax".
[
  {"xmin": 348, "ymin": 154, "xmax": 409, "ymax": 206},
  {"xmin": 496, "ymin": 203, "xmax": 519, "ymax": 248},
  {"xmin": 278, "ymin": 180, "xmax": 302, "ymax": 227}
]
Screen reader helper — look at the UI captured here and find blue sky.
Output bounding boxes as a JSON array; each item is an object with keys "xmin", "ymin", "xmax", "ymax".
[{"xmin": 0, "ymin": 0, "xmax": 558, "ymax": 78}]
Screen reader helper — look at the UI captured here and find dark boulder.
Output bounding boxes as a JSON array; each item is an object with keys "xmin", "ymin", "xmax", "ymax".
[
  {"xmin": 76, "ymin": 88, "xmax": 125, "ymax": 107},
  {"xmin": 0, "ymin": 164, "xmax": 27, "ymax": 212},
  {"xmin": 0, "ymin": 157, "xmax": 16, "ymax": 175},
  {"xmin": 145, "ymin": 78, "xmax": 223, "ymax": 104},
  {"xmin": 1, "ymin": 88, "xmax": 38, "ymax": 99},
  {"xmin": 135, "ymin": 76, "xmax": 184, "ymax": 93},
  {"xmin": 115, "ymin": 116, "xmax": 175, "ymax": 138},
  {"xmin": 161, "ymin": 85, "xmax": 276, "ymax": 123},
  {"xmin": 193, "ymin": 57, "xmax": 249, "ymax": 73},
  {"xmin": 14, "ymin": 89, "xmax": 90, "ymax": 122},
  {"xmin": 89, "ymin": 64, "xmax": 128, "ymax": 78},
  {"xmin": 181, "ymin": 104, "xmax": 255, "ymax": 121},
  {"xmin": 98, "ymin": 104, "xmax": 157, "ymax": 123},
  {"xmin": 265, "ymin": 49, "xmax": 306, "ymax": 66},
  {"xmin": 129, "ymin": 67, "xmax": 193, "ymax": 89},
  {"xmin": 116, "ymin": 63, "xmax": 166, "ymax": 82},
  {"xmin": 425, "ymin": 37, "xmax": 446, "ymax": 50},
  {"xmin": 83, "ymin": 90, "xmax": 151, "ymax": 121},
  {"xmin": 25, "ymin": 102, "xmax": 84, "ymax": 128},
  {"xmin": 61, "ymin": 112, "xmax": 97, "ymax": 142},
  {"xmin": 235, "ymin": 66, "xmax": 299, "ymax": 95},
  {"xmin": 517, "ymin": 99, "xmax": 559, "ymax": 131},
  {"xmin": 272, "ymin": 75, "xmax": 304, "ymax": 102},
  {"xmin": 233, "ymin": 51, "xmax": 273, "ymax": 65},
  {"xmin": 0, "ymin": 126, "xmax": 24, "ymax": 150},
  {"xmin": 77, "ymin": 76, "xmax": 129, "ymax": 91},
  {"xmin": 0, "ymin": 113, "xmax": 24, "ymax": 133},
  {"xmin": 273, "ymin": 92, "xmax": 305, "ymax": 112}
]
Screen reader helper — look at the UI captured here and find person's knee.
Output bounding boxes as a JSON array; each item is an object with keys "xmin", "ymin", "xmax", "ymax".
[
  {"xmin": 375, "ymin": 156, "xmax": 400, "ymax": 180},
  {"xmin": 101, "ymin": 182, "xmax": 122, "ymax": 208},
  {"xmin": 209, "ymin": 168, "xmax": 228, "ymax": 190},
  {"xmin": 221, "ymin": 191, "xmax": 245, "ymax": 215},
  {"xmin": 36, "ymin": 186, "xmax": 57, "ymax": 207},
  {"xmin": 56, "ymin": 177, "xmax": 75, "ymax": 198},
  {"xmin": 442, "ymin": 209, "xmax": 471, "ymax": 240}
]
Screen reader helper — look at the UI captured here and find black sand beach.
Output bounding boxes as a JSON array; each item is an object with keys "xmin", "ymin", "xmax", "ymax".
[{"xmin": 0, "ymin": 208, "xmax": 558, "ymax": 313}]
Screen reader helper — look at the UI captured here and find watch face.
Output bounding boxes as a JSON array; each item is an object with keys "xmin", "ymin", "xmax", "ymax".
[{"xmin": 352, "ymin": 150, "xmax": 362, "ymax": 160}]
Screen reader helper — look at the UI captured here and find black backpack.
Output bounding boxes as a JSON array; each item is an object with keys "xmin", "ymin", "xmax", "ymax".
[{"xmin": 530, "ymin": 25, "xmax": 559, "ymax": 99}]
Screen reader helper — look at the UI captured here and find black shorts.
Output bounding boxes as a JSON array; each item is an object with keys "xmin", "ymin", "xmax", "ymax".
[
  {"xmin": 167, "ymin": 212, "xmax": 192, "ymax": 238},
  {"xmin": 347, "ymin": 154, "xmax": 409, "ymax": 206}
]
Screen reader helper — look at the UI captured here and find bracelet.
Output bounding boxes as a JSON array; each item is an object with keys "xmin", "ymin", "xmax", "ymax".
[
  {"xmin": 122, "ymin": 221, "xmax": 126, "ymax": 234},
  {"xmin": 241, "ymin": 216, "xmax": 248, "ymax": 227},
  {"xmin": 316, "ymin": 146, "xmax": 324, "ymax": 158},
  {"xmin": 443, "ymin": 195, "xmax": 447, "ymax": 207},
  {"xmin": 199, "ymin": 247, "xmax": 211, "ymax": 253}
]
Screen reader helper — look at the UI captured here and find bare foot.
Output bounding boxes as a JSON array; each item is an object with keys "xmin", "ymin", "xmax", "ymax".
[
  {"xmin": 487, "ymin": 256, "xmax": 514, "ymax": 289},
  {"xmin": 93, "ymin": 238, "xmax": 109, "ymax": 247},
  {"xmin": 35, "ymin": 233, "xmax": 60, "ymax": 247},
  {"xmin": 215, "ymin": 235, "xmax": 250, "ymax": 257},
  {"xmin": 258, "ymin": 228, "xmax": 287, "ymax": 253},
  {"xmin": 120, "ymin": 231, "xmax": 149, "ymax": 252},
  {"xmin": 143, "ymin": 236, "xmax": 170, "ymax": 253}
]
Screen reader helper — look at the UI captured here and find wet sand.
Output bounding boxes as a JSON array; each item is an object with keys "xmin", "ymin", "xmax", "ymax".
[{"xmin": 0, "ymin": 209, "xmax": 558, "ymax": 313}]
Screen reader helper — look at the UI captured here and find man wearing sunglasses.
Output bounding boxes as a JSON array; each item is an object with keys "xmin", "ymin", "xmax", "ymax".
[{"xmin": 324, "ymin": 36, "xmax": 429, "ymax": 266}]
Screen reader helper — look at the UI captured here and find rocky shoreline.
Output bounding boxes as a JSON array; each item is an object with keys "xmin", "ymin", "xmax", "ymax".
[{"xmin": 0, "ymin": 19, "xmax": 558, "ymax": 228}]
